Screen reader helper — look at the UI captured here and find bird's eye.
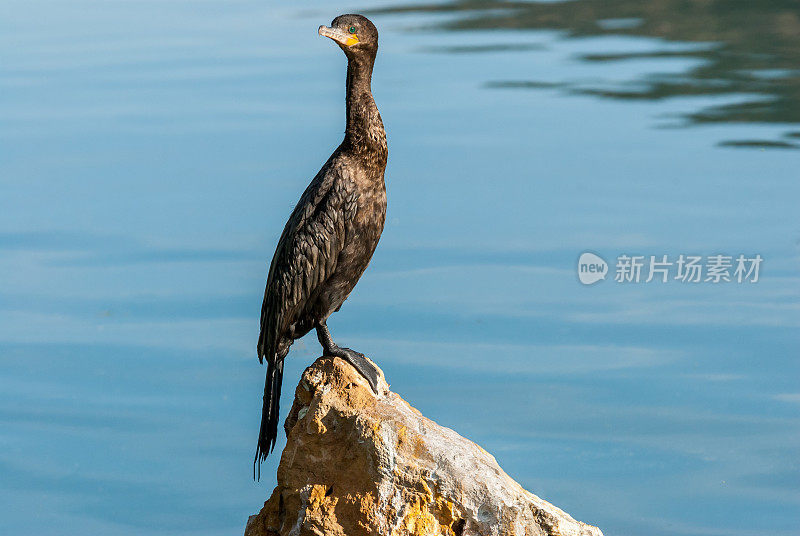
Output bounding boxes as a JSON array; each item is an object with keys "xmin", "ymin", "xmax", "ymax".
[{"xmin": 348, "ymin": 26, "xmax": 356, "ymax": 34}]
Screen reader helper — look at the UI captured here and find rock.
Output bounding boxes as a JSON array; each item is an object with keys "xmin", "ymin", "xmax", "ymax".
[{"xmin": 245, "ymin": 356, "xmax": 603, "ymax": 536}]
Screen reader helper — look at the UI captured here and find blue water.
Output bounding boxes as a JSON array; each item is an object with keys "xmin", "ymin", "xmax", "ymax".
[{"xmin": 1, "ymin": 1, "xmax": 798, "ymax": 535}]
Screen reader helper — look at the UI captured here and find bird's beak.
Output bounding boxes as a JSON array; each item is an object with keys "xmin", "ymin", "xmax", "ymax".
[{"xmin": 318, "ymin": 25, "xmax": 359, "ymax": 47}]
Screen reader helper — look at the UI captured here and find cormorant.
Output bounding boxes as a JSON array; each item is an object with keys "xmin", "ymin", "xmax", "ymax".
[{"xmin": 254, "ymin": 14, "xmax": 387, "ymax": 479}]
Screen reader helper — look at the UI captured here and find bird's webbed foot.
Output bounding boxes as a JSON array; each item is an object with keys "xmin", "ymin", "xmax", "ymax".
[
  {"xmin": 327, "ymin": 346, "xmax": 380, "ymax": 394},
  {"xmin": 317, "ymin": 322, "xmax": 380, "ymax": 394}
]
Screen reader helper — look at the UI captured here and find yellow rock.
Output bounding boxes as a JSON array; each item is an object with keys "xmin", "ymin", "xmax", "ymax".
[{"xmin": 244, "ymin": 356, "xmax": 603, "ymax": 536}]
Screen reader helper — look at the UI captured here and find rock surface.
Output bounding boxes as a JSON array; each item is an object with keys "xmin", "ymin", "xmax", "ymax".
[{"xmin": 245, "ymin": 356, "xmax": 603, "ymax": 536}]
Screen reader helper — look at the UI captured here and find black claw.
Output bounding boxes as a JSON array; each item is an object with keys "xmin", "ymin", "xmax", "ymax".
[{"xmin": 327, "ymin": 347, "xmax": 380, "ymax": 394}]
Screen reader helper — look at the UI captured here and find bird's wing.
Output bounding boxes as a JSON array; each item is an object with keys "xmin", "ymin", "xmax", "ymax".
[{"xmin": 257, "ymin": 158, "xmax": 358, "ymax": 363}]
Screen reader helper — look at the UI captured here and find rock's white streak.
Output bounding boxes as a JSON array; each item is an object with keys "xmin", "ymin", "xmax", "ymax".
[{"xmin": 245, "ymin": 356, "xmax": 603, "ymax": 536}]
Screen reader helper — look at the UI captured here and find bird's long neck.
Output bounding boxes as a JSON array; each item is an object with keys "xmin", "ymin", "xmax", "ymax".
[{"xmin": 344, "ymin": 55, "xmax": 387, "ymax": 161}]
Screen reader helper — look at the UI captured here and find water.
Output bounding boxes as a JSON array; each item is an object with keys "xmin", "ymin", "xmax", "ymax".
[{"xmin": 1, "ymin": 1, "xmax": 798, "ymax": 535}]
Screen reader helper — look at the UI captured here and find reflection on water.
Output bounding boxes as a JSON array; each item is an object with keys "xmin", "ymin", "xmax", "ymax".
[{"xmin": 375, "ymin": 0, "xmax": 800, "ymax": 148}]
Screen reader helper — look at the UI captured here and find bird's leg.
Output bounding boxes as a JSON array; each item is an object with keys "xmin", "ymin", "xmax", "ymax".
[{"xmin": 316, "ymin": 322, "xmax": 379, "ymax": 394}]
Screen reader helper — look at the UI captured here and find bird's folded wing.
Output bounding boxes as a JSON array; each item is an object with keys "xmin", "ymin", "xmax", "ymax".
[{"xmin": 257, "ymin": 162, "xmax": 358, "ymax": 363}]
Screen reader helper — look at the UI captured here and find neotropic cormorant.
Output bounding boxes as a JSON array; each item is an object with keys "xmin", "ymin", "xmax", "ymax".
[{"xmin": 254, "ymin": 14, "xmax": 387, "ymax": 479}]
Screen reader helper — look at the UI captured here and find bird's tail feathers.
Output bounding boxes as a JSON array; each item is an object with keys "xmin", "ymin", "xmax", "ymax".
[{"xmin": 253, "ymin": 355, "xmax": 284, "ymax": 481}]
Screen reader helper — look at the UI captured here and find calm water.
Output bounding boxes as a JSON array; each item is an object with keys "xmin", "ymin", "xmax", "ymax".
[{"xmin": 1, "ymin": 1, "xmax": 799, "ymax": 535}]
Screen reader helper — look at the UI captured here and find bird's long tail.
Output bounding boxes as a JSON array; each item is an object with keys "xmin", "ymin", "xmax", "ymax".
[{"xmin": 253, "ymin": 356, "xmax": 284, "ymax": 480}]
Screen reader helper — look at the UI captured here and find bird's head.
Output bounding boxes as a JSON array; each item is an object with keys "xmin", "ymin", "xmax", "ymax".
[{"xmin": 318, "ymin": 14, "xmax": 378, "ymax": 59}]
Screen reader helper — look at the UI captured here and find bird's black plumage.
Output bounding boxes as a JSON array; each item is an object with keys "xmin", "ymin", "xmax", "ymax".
[{"xmin": 254, "ymin": 14, "xmax": 387, "ymax": 479}]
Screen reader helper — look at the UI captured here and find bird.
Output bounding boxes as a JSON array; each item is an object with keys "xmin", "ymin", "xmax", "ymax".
[{"xmin": 254, "ymin": 14, "xmax": 387, "ymax": 479}]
